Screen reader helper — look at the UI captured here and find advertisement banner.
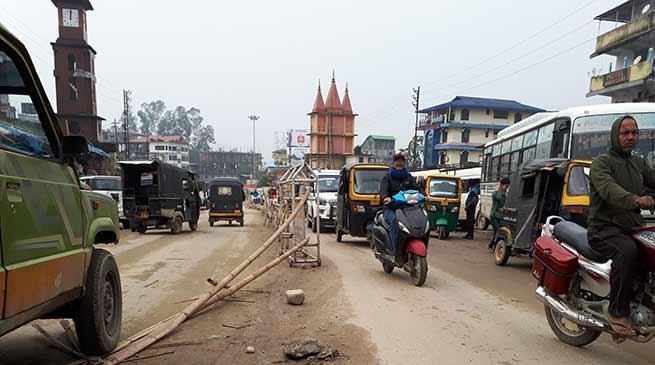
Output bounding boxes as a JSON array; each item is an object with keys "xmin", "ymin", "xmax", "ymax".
[{"xmin": 289, "ymin": 129, "xmax": 309, "ymax": 147}]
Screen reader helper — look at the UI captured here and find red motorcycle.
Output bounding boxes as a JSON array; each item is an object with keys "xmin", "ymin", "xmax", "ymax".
[{"xmin": 533, "ymin": 216, "xmax": 655, "ymax": 346}]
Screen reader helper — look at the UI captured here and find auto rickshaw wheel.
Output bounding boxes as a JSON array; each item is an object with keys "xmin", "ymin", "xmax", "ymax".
[
  {"xmin": 136, "ymin": 225, "xmax": 147, "ymax": 234},
  {"xmin": 336, "ymin": 227, "xmax": 343, "ymax": 242},
  {"xmin": 170, "ymin": 216, "xmax": 183, "ymax": 234},
  {"xmin": 209, "ymin": 220, "xmax": 214, "ymax": 227},
  {"xmin": 240, "ymin": 219, "xmax": 244, "ymax": 227},
  {"xmin": 189, "ymin": 221, "xmax": 198, "ymax": 231},
  {"xmin": 74, "ymin": 249, "xmax": 122, "ymax": 355},
  {"xmin": 382, "ymin": 262, "xmax": 395, "ymax": 274},
  {"xmin": 494, "ymin": 238, "xmax": 511, "ymax": 266}
]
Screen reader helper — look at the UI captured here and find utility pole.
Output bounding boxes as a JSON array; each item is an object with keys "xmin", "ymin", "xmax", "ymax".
[
  {"xmin": 122, "ymin": 90, "xmax": 132, "ymax": 160},
  {"xmin": 248, "ymin": 115, "xmax": 260, "ymax": 181},
  {"xmin": 411, "ymin": 86, "xmax": 421, "ymax": 170}
]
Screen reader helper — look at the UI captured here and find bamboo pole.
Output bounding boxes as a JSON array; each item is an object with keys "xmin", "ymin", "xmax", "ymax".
[
  {"xmin": 103, "ymin": 238, "xmax": 309, "ymax": 365},
  {"xmin": 100, "ymin": 192, "xmax": 309, "ymax": 365}
]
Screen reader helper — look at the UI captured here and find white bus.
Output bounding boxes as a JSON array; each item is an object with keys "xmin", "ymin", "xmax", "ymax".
[{"xmin": 479, "ymin": 103, "xmax": 655, "ymax": 228}]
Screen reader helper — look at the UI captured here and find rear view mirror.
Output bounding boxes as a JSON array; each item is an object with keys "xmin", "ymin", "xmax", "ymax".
[{"xmin": 62, "ymin": 135, "xmax": 88, "ymax": 157}]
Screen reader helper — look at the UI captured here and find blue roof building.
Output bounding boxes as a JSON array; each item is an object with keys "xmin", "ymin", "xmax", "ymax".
[{"xmin": 417, "ymin": 96, "xmax": 545, "ymax": 169}]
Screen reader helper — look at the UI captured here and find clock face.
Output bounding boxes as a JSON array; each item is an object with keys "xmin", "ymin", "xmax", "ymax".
[{"xmin": 62, "ymin": 8, "xmax": 79, "ymax": 28}]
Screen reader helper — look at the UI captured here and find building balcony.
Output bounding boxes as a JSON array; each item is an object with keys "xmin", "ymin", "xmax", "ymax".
[
  {"xmin": 587, "ymin": 58, "xmax": 654, "ymax": 97},
  {"xmin": 592, "ymin": 11, "xmax": 655, "ymax": 58}
]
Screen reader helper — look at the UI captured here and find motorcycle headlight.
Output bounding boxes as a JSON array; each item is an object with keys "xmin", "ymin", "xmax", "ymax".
[{"xmin": 398, "ymin": 221, "xmax": 410, "ymax": 234}]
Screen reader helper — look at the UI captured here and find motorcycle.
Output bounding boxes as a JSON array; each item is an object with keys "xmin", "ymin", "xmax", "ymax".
[
  {"xmin": 534, "ymin": 216, "xmax": 655, "ymax": 346},
  {"xmin": 370, "ymin": 190, "xmax": 430, "ymax": 286}
]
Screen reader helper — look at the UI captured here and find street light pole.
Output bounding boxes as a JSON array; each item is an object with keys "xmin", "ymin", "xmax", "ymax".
[{"xmin": 248, "ymin": 115, "xmax": 260, "ymax": 181}]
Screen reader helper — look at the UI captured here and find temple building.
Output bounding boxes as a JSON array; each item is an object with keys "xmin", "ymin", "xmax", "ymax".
[{"xmin": 307, "ymin": 74, "xmax": 356, "ymax": 169}]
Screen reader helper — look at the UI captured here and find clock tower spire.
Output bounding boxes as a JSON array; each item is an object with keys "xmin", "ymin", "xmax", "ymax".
[{"xmin": 51, "ymin": 0, "xmax": 106, "ymax": 147}]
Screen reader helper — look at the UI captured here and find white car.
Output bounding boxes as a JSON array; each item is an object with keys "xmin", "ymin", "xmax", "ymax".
[
  {"xmin": 307, "ymin": 170, "xmax": 340, "ymax": 232},
  {"xmin": 80, "ymin": 175, "xmax": 129, "ymax": 228}
]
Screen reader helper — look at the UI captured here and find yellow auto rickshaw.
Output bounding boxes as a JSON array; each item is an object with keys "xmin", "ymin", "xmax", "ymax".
[{"xmin": 335, "ymin": 164, "xmax": 389, "ymax": 242}]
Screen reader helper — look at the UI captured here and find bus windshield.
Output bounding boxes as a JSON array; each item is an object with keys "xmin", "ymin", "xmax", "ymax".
[
  {"xmin": 318, "ymin": 176, "xmax": 338, "ymax": 192},
  {"xmin": 571, "ymin": 113, "xmax": 655, "ymax": 162},
  {"xmin": 429, "ymin": 178, "xmax": 458, "ymax": 198}
]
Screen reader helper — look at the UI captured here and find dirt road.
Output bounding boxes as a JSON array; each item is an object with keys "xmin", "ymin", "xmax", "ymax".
[
  {"xmin": 0, "ymin": 209, "xmax": 375, "ymax": 364},
  {"xmin": 329, "ymin": 230, "xmax": 655, "ymax": 365}
]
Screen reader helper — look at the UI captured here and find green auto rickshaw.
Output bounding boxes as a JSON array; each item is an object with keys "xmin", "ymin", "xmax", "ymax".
[{"xmin": 421, "ymin": 174, "xmax": 461, "ymax": 239}]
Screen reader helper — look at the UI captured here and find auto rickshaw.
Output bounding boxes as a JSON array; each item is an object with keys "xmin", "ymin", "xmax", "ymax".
[
  {"xmin": 335, "ymin": 164, "xmax": 389, "ymax": 242},
  {"xmin": 494, "ymin": 158, "xmax": 590, "ymax": 266},
  {"xmin": 421, "ymin": 174, "xmax": 462, "ymax": 239},
  {"xmin": 208, "ymin": 177, "xmax": 245, "ymax": 226}
]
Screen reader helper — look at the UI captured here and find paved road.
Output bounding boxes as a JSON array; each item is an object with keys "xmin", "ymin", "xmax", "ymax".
[{"xmin": 324, "ymin": 229, "xmax": 655, "ymax": 365}]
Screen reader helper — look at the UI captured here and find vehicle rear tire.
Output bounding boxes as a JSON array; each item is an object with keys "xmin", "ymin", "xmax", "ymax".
[
  {"xmin": 437, "ymin": 226, "xmax": 446, "ymax": 240},
  {"xmin": 189, "ymin": 221, "xmax": 198, "ymax": 231},
  {"xmin": 240, "ymin": 219, "xmax": 244, "ymax": 227},
  {"xmin": 336, "ymin": 227, "xmax": 343, "ymax": 242},
  {"xmin": 477, "ymin": 214, "xmax": 489, "ymax": 230},
  {"xmin": 494, "ymin": 238, "xmax": 511, "ymax": 266},
  {"xmin": 544, "ymin": 305, "xmax": 601, "ymax": 347},
  {"xmin": 209, "ymin": 221, "xmax": 214, "ymax": 227},
  {"xmin": 410, "ymin": 253, "xmax": 428, "ymax": 287},
  {"xmin": 171, "ymin": 216, "xmax": 183, "ymax": 234},
  {"xmin": 382, "ymin": 262, "xmax": 395, "ymax": 274},
  {"xmin": 74, "ymin": 249, "xmax": 122, "ymax": 355},
  {"xmin": 136, "ymin": 225, "xmax": 147, "ymax": 234}
]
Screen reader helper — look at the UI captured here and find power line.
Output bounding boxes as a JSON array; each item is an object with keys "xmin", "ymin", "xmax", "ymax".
[
  {"xmin": 420, "ymin": 19, "xmax": 595, "ymax": 100},
  {"xmin": 419, "ymin": 0, "xmax": 599, "ymax": 90},
  {"xmin": 425, "ymin": 37, "xmax": 597, "ymax": 102}
]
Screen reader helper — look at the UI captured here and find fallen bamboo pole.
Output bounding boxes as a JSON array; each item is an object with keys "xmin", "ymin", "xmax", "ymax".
[
  {"xmin": 102, "ymin": 238, "xmax": 310, "ymax": 365},
  {"xmin": 194, "ymin": 238, "xmax": 310, "ymax": 316},
  {"xmin": 108, "ymin": 191, "xmax": 309, "ymax": 356}
]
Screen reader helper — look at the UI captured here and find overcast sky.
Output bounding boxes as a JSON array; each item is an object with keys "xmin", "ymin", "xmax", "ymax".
[{"xmin": 2, "ymin": 0, "xmax": 621, "ymax": 162}]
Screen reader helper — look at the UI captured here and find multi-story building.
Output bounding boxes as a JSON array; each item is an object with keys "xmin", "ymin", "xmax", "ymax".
[
  {"xmin": 198, "ymin": 150, "xmax": 263, "ymax": 182},
  {"xmin": 417, "ymin": 96, "xmax": 544, "ymax": 169},
  {"xmin": 307, "ymin": 75, "xmax": 356, "ymax": 169},
  {"xmin": 588, "ymin": 0, "xmax": 655, "ymax": 102},
  {"xmin": 359, "ymin": 135, "xmax": 396, "ymax": 164},
  {"xmin": 128, "ymin": 135, "xmax": 190, "ymax": 169}
]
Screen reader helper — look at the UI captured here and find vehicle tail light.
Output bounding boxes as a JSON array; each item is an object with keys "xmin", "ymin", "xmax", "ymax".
[{"xmin": 567, "ymin": 206, "xmax": 585, "ymax": 215}]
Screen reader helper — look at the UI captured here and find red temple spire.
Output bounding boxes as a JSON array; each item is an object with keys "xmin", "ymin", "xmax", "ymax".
[
  {"xmin": 341, "ymin": 83, "xmax": 353, "ymax": 114},
  {"xmin": 312, "ymin": 80, "xmax": 326, "ymax": 113},
  {"xmin": 325, "ymin": 72, "xmax": 342, "ymax": 112}
]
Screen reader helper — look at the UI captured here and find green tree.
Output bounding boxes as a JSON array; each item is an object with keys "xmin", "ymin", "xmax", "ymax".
[
  {"xmin": 158, "ymin": 106, "xmax": 192, "ymax": 139},
  {"xmin": 138, "ymin": 100, "xmax": 166, "ymax": 136},
  {"xmin": 191, "ymin": 124, "xmax": 215, "ymax": 152}
]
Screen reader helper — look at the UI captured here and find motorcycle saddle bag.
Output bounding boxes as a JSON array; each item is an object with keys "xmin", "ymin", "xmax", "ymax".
[{"xmin": 533, "ymin": 236, "xmax": 578, "ymax": 295}]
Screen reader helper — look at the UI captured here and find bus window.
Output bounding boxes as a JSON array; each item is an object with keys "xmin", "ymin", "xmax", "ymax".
[
  {"xmin": 571, "ymin": 113, "xmax": 655, "ymax": 161},
  {"xmin": 535, "ymin": 123, "xmax": 555, "ymax": 159},
  {"xmin": 500, "ymin": 154, "xmax": 510, "ymax": 178},
  {"xmin": 492, "ymin": 143, "xmax": 501, "ymax": 157},
  {"xmin": 501, "ymin": 140, "xmax": 511, "ymax": 155},
  {"xmin": 484, "ymin": 152, "xmax": 492, "ymax": 181},
  {"xmin": 491, "ymin": 157, "xmax": 500, "ymax": 181},
  {"xmin": 510, "ymin": 151, "xmax": 521, "ymax": 171},
  {"xmin": 511, "ymin": 135, "xmax": 523, "ymax": 152},
  {"xmin": 522, "ymin": 147, "xmax": 536, "ymax": 162},
  {"xmin": 551, "ymin": 119, "xmax": 571, "ymax": 158},
  {"xmin": 523, "ymin": 129, "xmax": 538, "ymax": 147}
]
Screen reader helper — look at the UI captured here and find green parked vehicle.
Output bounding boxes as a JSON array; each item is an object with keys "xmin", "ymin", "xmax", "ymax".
[
  {"xmin": 417, "ymin": 173, "xmax": 462, "ymax": 239},
  {"xmin": 0, "ymin": 24, "xmax": 122, "ymax": 355}
]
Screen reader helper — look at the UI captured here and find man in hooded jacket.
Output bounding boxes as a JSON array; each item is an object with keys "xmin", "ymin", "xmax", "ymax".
[
  {"xmin": 589, "ymin": 115, "xmax": 655, "ymax": 335},
  {"xmin": 380, "ymin": 152, "xmax": 419, "ymax": 254}
]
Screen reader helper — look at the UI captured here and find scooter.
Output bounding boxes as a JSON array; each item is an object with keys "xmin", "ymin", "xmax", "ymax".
[
  {"xmin": 370, "ymin": 190, "xmax": 430, "ymax": 286},
  {"xmin": 534, "ymin": 216, "xmax": 655, "ymax": 346}
]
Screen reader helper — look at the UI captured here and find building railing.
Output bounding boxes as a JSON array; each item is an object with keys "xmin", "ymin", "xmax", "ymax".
[
  {"xmin": 595, "ymin": 11, "xmax": 655, "ymax": 55},
  {"xmin": 589, "ymin": 58, "xmax": 654, "ymax": 93}
]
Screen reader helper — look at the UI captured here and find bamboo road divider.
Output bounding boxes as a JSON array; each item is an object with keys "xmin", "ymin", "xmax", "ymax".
[{"xmin": 98, "ymin": 192, "xmax": 311, "ymax": 365}]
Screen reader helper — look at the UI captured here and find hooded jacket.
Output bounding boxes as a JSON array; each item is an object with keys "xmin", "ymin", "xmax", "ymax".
[{"xmin": 588, "ymin": 116, "xmax": 655, "ymax": 230}]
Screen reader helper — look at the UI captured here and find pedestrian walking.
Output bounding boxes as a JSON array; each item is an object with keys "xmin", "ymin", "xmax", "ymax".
[
  {"xmin": 488, "ymin": 178, "xmax": 510, "ymax": 251},
  {"xmin": 463, "ymin": 183, "xmax": 479, "ymax": 239}
]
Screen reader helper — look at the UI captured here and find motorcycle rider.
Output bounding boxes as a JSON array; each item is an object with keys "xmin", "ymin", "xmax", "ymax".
[
  {"xmin": 380, "ymin": 152, "xmax": 419, "ymax": 255},
  {"xmin": 589, "ymin": 115, "xmax": 655, "ymax": 336}
]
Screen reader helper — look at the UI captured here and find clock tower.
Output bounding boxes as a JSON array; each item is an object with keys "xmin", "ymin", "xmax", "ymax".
[{"xmin": 51, "ymin": 0, "xmax": 105, "ymax": 146}]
